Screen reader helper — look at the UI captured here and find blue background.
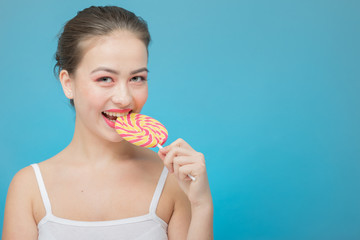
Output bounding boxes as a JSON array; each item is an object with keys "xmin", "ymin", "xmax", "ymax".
[{"xmin": 1, "ymin": 0, "xmax": 359, "ymax": 239}]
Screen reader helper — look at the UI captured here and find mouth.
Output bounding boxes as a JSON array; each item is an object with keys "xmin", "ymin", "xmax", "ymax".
[{"xmin": 101, "ymin": 110, "xmax": 132, "ymax": 123}]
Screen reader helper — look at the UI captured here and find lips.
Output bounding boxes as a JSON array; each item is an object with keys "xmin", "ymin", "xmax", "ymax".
[{"xmin": 102, "ymin": 109, "xmax": 132, "ymax": 128}]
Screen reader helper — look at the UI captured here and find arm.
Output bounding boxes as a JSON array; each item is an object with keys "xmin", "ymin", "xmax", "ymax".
[
  {"xmin": 187, "ymin": 200, "xmax": 213, "ymax": 240},
  {"xmin": 159, "ymin": 139, "xmax": 214, "ymax": 240},
  {"xmin": 2, "ymin": 166, "xmax": 38, "ymax": 240}
]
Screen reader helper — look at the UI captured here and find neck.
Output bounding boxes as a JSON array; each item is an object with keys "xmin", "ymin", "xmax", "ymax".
[{"xmin": 64, "ymin": 118, "xmax": 137, "ymax": 166}]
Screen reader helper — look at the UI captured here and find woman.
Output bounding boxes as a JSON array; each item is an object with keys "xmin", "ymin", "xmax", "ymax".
[{"xmin": 2, "ymin": 5, "xmax": 213, "ymax": 240}]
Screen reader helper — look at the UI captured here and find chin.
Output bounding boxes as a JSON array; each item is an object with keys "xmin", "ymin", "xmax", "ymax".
[{"xmin": 105, "ymin": 134, "xmax": 126, "ymax": 143}]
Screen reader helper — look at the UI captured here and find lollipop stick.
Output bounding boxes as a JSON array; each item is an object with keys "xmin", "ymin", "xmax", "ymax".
[{"xmin": 157, "ymin": 144, "xmax": 196, "ymax": 181}]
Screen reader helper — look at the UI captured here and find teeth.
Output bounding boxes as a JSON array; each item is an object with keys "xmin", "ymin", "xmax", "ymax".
[{"xmin": 103, "ymin": 111, "xmax": 129, "ymax": 118}]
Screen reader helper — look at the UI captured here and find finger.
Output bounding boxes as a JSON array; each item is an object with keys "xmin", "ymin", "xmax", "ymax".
[
  {"xmin": 157, "ymin": 147, "xmax": 167, "ymax": 160},
  {"xmin": 158, "ymin": 145, "xmax": 171, "ymax": 155},
  {"xmin": 163, "ymin": 148, "xmax": 177, "ymax": 173},
  {"xmin": 159, "ymin": 139, "xmax": 196, "ymax": 158},
  {"xmin": 163, "ymin": 147, "xmax": 196, "ymax": 172},
  {"xmin": 172, "ymin": 156, "xmax": 194, "ymax": 178},
  {"xmin": 173, "ymin": 157, "xmax": 180, "ymax": 179},
  {"xmin": 173, "ymin": 156, "xmax": 197, "ymax": 167},
  {"xmin": 165, "ymin": 146, "xmax": 196, "ymax": 158},
  {"xmin": 178, "ymin": 164, "xmax": 197, "ymax": 181},
  {"xmin": 169, "ymin": 138, "xmax": 194, "ymax": 151},
  {"xmin": 157, "ymin": 145, "xmax": 174, "ymax": 161}
]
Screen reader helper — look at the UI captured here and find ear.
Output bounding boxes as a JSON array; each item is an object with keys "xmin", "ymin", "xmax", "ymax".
[{"xmin": 59, "ymin": 70, "xmax": 74, "ymax": 99}]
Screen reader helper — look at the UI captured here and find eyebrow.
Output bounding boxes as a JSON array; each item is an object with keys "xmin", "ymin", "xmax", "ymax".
[
  {"xmin": 90, "ymin": 67, "xmax": 149, "ymax": 75},
  {"xmin": 131, "ymin": 67, "xmax": 149, "ymax": 75}
]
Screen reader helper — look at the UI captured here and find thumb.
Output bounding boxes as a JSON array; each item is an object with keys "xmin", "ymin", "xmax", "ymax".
[
  {"xmin": 157, "ymin": 150, "xmax": 165, "ymax": 160},
  {"xmin": 159, "ymin": 145, "xmax": 170, "ymax": 154},
  {"xmin": 157, "ymin": 145, "xmax": 170, "ymax": 160}
]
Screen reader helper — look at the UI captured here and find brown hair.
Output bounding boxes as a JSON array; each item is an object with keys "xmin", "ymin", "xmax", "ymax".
[{"xmin": 54, "ymin": 6, "xmax": 151, "ymax": 106}]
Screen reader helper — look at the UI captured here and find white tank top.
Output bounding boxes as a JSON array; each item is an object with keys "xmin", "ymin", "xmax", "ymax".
[{"xmin": 31, "ymin": 163, "xmax": 169, "ymax": 240}]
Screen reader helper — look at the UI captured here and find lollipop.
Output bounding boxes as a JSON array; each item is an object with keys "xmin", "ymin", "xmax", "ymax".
[
  {"xmin": 115, "ymin": 113, "xmax": 168, "ymax": 148},
  {"xmin": 115, "ymin": 113, "xmax": 195, "ymax": 181}
]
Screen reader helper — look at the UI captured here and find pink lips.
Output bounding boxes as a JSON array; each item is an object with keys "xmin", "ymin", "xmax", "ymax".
[
  {"xmin": 106, "ymin": 108, "xmax": 132, "ymax": 113},
  {"xmin": 102, "ymin": 114, "xmax": 116, "ymax": 128},
  {"xmin": 102, "ymin": 108, "xmax": 132, "ymax": 128}
]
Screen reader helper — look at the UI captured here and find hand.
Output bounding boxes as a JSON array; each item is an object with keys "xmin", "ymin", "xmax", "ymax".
[{"xmin": 158, "ymin": 138, "xmax": 212, "ymax": 206}]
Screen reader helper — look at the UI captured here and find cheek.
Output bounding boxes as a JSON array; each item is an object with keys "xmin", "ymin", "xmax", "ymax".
[
  {"xmin": 133, "ymin": 87, "xmax": 148, "ymax": 108},
  {"xmin": 76, "ymin": 84, "xmax": 105, "ymax": 110}
]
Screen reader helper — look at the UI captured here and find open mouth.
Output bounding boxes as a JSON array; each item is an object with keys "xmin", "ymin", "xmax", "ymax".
[{"xmin": 101, "ymin": 110, "xmax": 131, "ymax": 123}]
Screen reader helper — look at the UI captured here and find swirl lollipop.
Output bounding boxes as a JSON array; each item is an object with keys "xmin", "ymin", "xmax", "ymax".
[
  {"xmin": 115, "ymin": 113, "xmax": 168, "ymax": 148},
  {"xmin": 115, "ymin": 113, "xmax": 195, "ymax": 181}
]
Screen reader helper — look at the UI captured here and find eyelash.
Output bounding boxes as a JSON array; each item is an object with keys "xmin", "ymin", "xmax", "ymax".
[
  {"xmin": 96, "ymin": 76, "xmax": 147, "ymax": 83},
  {"xmin": 97, "ymin": 77, "xmax": 112, "ymax": 83},
  {"xmin": 130, "ymin": 76, "xmax": 147, "ymax": 82}
]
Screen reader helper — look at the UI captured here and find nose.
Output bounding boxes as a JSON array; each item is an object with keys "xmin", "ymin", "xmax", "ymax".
[{"xmin": 111, "ymin": 81, "xmax": 132, "ymax": 107}]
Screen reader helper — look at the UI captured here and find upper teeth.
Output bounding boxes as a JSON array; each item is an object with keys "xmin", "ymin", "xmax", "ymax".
[{"xmin": 103, "ymin": 111, "xmax": 129, "ymax": 117}]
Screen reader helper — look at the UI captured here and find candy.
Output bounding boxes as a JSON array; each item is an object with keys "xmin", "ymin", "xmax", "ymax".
[
  {"xmin": 115, "ymin": 113, "xmax": 168, "ymax": 148},
  {"xmin": 115, "ymin": 113, "xmax": 195, "ymax": 181}
]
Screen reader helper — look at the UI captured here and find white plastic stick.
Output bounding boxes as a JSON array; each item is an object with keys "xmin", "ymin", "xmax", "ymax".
[{"xmin": 157, "ymin": 144, "xmax": 196, "ymax": 181}]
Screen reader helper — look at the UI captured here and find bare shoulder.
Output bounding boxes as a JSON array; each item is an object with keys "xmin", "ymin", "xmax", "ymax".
[
  {"xmin": 5, "ymin": 165, "xmax": 38, "ymax": 214},
  {"xmin": 7, "ymin": 165, "xmax": 38, "ymax": 199},
  {"xmin": 2, "ymin": 165, "xmax": 38, "ymax": 239}
]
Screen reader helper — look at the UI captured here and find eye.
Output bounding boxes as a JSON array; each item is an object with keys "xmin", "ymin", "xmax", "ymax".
[
  {"xmin": 97, "ymin": 77, "xmax": 113, "ymax": 83},
  {"xmin": 130, "ymin": 76, "xmax": 146, "ymax": 82}
]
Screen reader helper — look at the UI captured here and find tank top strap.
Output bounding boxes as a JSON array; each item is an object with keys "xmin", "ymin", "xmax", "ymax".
[
  {"xmin": 31, "ymin": 164, "xmax": 52, "ymax": 214},
  {"xmin": 149, "ymin": 166, "xmax": 168, "ymax": 214}
]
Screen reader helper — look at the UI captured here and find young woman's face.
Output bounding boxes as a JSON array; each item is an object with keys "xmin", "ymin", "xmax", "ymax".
[{"xmin": 69, "ymin": 30, "xmax": 148, "ymax": 142}]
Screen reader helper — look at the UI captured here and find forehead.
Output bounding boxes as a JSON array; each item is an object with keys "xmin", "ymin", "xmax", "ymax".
[{"xmin": 76, "ymin": 30, "xmax": 148, "ymax": 73}]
